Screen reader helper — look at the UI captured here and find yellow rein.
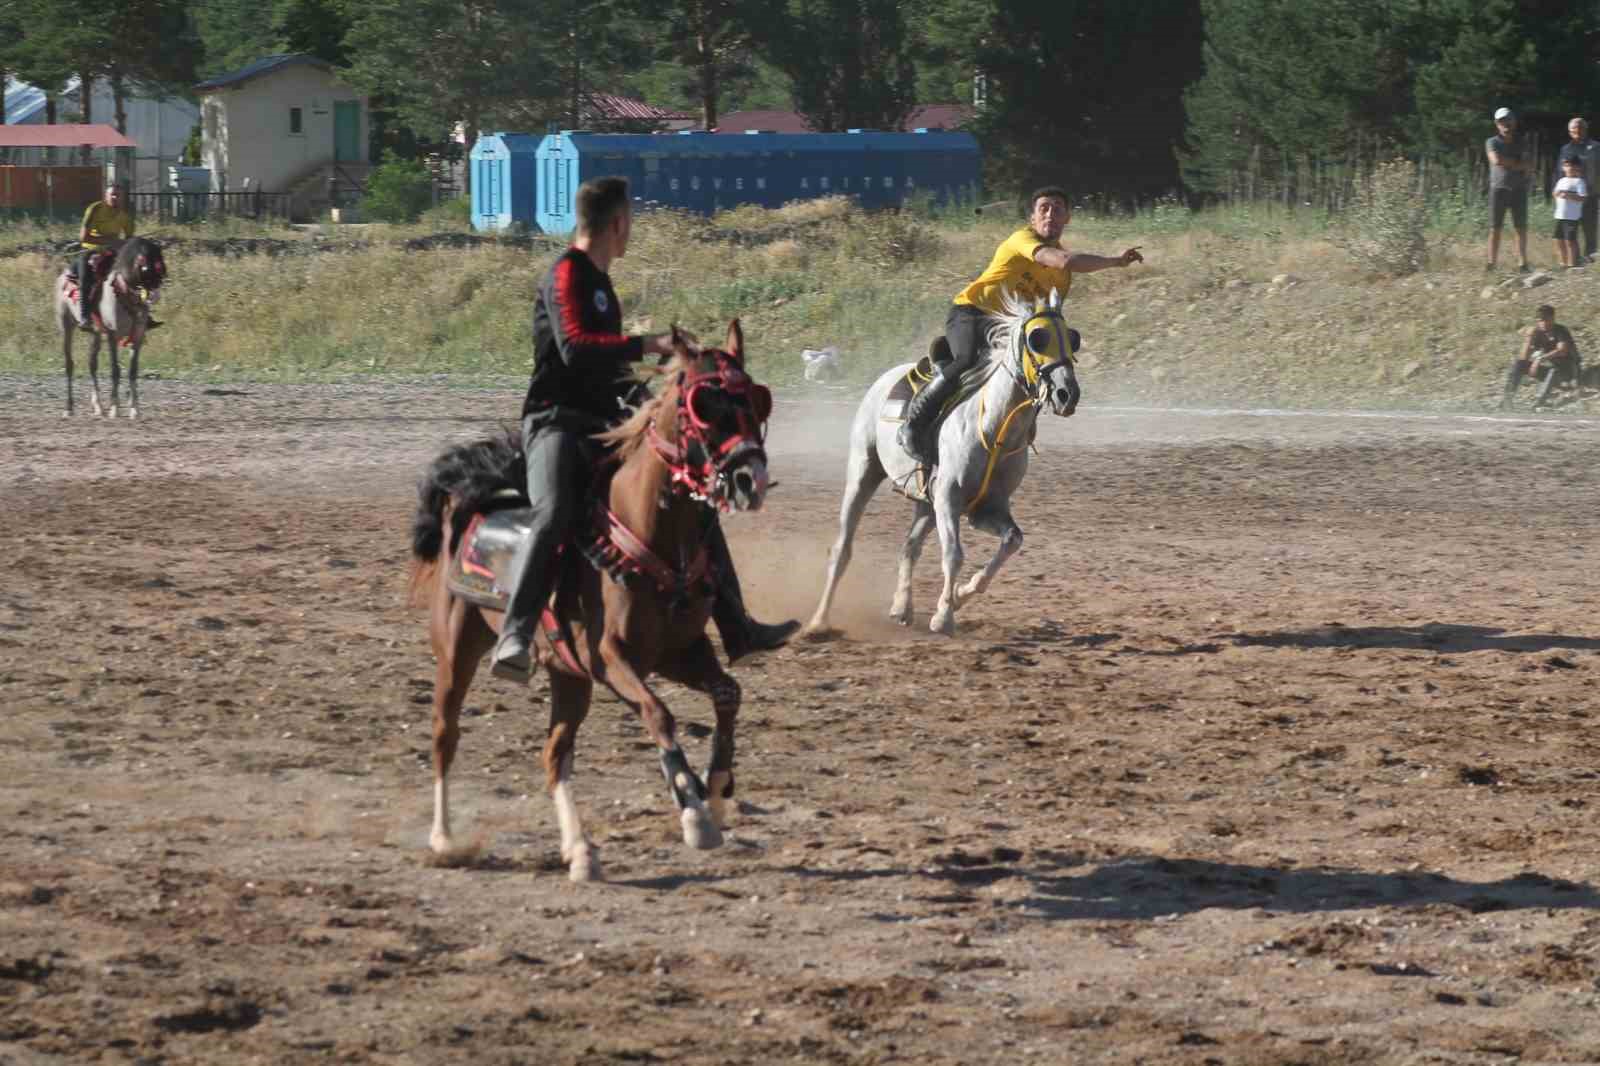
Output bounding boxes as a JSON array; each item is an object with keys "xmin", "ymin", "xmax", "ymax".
[{"xmin": 965, "ymin": 375, "xmax": 1041, "ymax": 516}]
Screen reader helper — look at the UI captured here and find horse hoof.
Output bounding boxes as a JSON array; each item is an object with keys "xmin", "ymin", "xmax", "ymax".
[
  {"xmin": 929, "ymin": 613, "xmax": 956, "ymax": 636},
  {"xmin": 423, "ymin": 839, "xmax": 483, "ymax": 868},
  {"xmin": 125, "ymin": 408, "xmax": 139, "ymax": 420},
  {"xmin": 890, "ymin": 608, "xmax": 912, "ymax": 627},
  {"xmin": 568, "ymin": 847, "xmax": 600, "ymax": 882},
  {"xmin": 801, "ymin": 623, "xmax": 840, "ymax": 643},
  {"xmin": 681, "ymin": 807, "xmax": 723, "ymax": 850}
]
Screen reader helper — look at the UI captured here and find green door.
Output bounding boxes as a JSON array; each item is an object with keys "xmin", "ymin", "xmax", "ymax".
[{"xmin": 334, "ymin": 101, "xmax": 361, "ymax": 162}]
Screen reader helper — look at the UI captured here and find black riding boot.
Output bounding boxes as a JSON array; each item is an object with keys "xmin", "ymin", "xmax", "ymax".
[
  {"xmin": 896, "ymin": 367, "xmax": 959, "ymax": 467},
  {"xmin": 491, "ymin": 524, "xmax": 562, "ymax": 682},
  {"xmin": 491, "ymin": 425, "xmax": 586, "ymax": 683},
  {"xmin": 707, "ymin": 519, "xmax": 799, "ymax": 663}
]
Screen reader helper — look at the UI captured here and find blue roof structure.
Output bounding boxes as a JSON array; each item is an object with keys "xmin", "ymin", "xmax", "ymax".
[{"xmin": 195, "ymin": 54, "xmax": 332, "ymax": 92}]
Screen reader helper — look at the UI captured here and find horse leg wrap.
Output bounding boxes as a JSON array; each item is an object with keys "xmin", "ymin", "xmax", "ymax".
[
  {"xmin": 707, "ymin": 730, "xmax": 736, "ymax": 796},
  {"xmin": 660, "ymin": 747, "xmax": 705, "ymax": 810}
]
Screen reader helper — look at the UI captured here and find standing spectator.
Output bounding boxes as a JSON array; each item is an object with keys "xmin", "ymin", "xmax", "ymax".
[
  {"xmin": 1552, "ymin": 156, "xmax": 1587, "ymax": 268},
  {"xmin": 1486, "ymin": 107, "xmax": 1532, "ymax": 273},
  {"xmin": 1557, "ymin": 116, "xmax": 1600, "ymax": 263}
]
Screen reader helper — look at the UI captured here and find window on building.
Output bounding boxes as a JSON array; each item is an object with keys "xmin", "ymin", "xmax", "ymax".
[{"xmin": 289, "ymin": 107, "xmax": 303, "ymax": 135}]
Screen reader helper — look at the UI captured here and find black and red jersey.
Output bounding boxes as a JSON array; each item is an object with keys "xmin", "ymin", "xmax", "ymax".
[{"xmin": 522, "ymin": 246, "xmax": 645, "ymax": 424}]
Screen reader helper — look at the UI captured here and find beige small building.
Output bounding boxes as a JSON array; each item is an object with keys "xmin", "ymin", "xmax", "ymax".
[{"xmin": 195, "ymin": 54, "xmax": 370, "ymax": 218}]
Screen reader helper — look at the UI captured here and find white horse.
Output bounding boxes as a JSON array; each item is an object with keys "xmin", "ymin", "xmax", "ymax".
[
  {"xmin": 806, "ymin": 289, "xmax": 1081, "ymax": 636},
  {"xmin": 56, "ymin": 237, "xmax": 166, "ymax": 418}
]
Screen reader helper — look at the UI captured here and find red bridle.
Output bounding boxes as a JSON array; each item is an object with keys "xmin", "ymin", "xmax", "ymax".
[{"xmin": 647, "ymin": 350, "xmax": 772, "ymax": 507}]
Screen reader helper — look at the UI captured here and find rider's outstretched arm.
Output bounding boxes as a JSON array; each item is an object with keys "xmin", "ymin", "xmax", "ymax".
[{"xmin": 1030, "ymin": 244, "xmax": 1142, "ymax": 273}]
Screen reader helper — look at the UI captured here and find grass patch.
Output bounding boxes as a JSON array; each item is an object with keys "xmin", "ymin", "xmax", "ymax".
[{"xmin": 2, "ymin": 197, "xmax": 1592, "ymax": 412}]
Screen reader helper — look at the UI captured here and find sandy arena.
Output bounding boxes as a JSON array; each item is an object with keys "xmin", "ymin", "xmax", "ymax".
[{"xmin": 3, "ymin": 373, "xmax": 1600, "ymax": 1065}]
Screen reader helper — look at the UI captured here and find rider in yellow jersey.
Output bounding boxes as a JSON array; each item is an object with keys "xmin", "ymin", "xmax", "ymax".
[
  {"xmin": 74, "ymin": 183, "xmax": 162, "ymax": 330},
  {"xmin": 75, "ymin": 183, "xmax": 133, "ymax": 325},
  {"xmin": 898, "ymin": 186, "xmax": 1143, "ymax": 465}
]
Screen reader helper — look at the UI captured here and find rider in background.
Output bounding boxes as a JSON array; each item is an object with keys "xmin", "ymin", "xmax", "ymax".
[
  {"xmin": 75, "ymin": 182, "xmax": 132, "ymax": 327},
  {"xmin": 491, "ymin": 175, "xmax": 799, "ymax": 682},
  {"xmin": 898, "ymin": 186, "xmax": 1142, "ymax": 466}
]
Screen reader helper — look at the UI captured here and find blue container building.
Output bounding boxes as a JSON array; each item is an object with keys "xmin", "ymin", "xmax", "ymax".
[
  {"xmin": 469, "ymin": 128, "xmax": 980, "ymax": 234},
  {"xmin": 468, "ymin": 132, "xmax": 542, "ymax": 232}
]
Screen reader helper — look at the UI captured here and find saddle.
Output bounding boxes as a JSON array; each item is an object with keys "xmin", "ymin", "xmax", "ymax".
[
  {"xmin": 67, "ymin": 249, "xmax": 115, "ymax": 291},
  {"xmin": 883, "ymin": 336, "xmax": 983, "ymax": 423},
  {"xmin": 64, "ymin": 250, "xmax": 117, "ymax": 327},
  {"xmin": 445, "ymin": 463, "xmax": 713, "ymax": 609}
]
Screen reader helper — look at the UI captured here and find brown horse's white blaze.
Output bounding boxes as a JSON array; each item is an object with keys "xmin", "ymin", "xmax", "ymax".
[{"xmin": 411, "ymin": 320, "xmax": 771, "ymax": 883}]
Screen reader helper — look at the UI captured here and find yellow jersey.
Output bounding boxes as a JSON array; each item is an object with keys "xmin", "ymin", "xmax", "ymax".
[
  {"xmin": 953, "ymin": 226, "xmax": 1071, "ymax": 313},
  {"xmin": 81, "ymin": 202, "xmax": 133, "ymax": 249}
]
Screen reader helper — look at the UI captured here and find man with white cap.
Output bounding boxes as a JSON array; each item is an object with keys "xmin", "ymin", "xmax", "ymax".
[{"xmin": 1486, "ymin": 107, "xmax": 1532, "ymax": 273}]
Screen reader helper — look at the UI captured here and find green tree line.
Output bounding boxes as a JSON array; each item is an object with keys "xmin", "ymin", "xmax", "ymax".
[{"xmin": 4, "ymin": 0, "xmax": 1597, "ymax": 203}]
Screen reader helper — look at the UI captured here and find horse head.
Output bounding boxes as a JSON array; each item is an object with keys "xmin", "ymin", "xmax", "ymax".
[
  {"xmin": 659, "ymin": 320, "xmax": 772, "ymax": 512},
  {"xmin": 1013, "ymin": 288, "xmax": 1080, "ymax": 417},
  {"xmin": 114, "ymin": 237, "xmax": 167, "ymax": 296}
]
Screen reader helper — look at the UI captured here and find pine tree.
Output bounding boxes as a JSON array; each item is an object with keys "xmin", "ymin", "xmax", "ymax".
[
  {"xmin": 342, "ymin": 0, "xmax": 565, "ymax": 178},
  {"xmin": 759, "ymin": 0, "xmax": 919, "ymax": 131}
]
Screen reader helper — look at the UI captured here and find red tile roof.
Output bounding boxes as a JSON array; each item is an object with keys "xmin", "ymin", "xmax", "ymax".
[
  {"xmin": 713, "ymin": 105, "xmax": 973, "ymax": 133},
  {"xmin": 713, "ymin": 109, "xmax": 813, "ymax": 133},
  {"xmin": 0, "ymin": 124, "xmax": 137, "ymax": 148}
]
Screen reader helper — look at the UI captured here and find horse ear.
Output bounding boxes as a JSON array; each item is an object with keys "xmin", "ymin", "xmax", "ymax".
[
  {"xmin": 1048, "ymin": 288, "xmax": 1061, "ymax": 310},
  {"xmin": 725, "ymin": 319, "xmax": 744, "ymax": 362},
  {"xmin": 670, "ymin": 323, "xmax": 692, "ymax": 357}
]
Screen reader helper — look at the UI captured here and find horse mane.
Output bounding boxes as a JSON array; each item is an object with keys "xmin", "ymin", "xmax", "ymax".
[
  {"xmin": 113, "ymin": 236, "xmax": 160, "ymax": 275},
  {"xmin": 593, "ymin": 350, "xmax": 707, "ymax": 460},
  {"xmin": 945, "ymin": 289, "xmax": 1039, "ymax": 393}
]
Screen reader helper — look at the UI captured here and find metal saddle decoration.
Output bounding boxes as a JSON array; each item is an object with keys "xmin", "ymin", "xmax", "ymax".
[
  {"xmin": 445, "ymin": 485, "xmax": 715, "ymax": 613},
  {"xmin": 446, "ymin": 504, "xmax": 530, "ymax": 610}
]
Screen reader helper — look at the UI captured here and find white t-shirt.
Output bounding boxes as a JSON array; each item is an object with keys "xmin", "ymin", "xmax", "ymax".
[{"xmin": 1554, "ymin": 176, "xmax": 1587, "ymax": 220}]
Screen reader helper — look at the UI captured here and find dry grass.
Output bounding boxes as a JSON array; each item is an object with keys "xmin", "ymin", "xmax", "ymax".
[{"xmin": 2, "ymin": 200, "xmax": 1593, "ymax": 412}]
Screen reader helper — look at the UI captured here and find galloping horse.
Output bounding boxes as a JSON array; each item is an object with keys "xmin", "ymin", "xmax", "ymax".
[
  {"xmin": 806, "ymin": 289, "xmax": 1080, "ymax": 637},
  {"xmin": 56, "ymin": 236, "xmax": 166, "ymax": 418},
  {"xmin": 410, "ymin": 323, "xmax": 773, "ymax": 882}
]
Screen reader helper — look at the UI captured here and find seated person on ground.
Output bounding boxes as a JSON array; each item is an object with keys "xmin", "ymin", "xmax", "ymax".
[{"xmin": 1501, "ymin": 303, "xmax": 1580, "ymax": 409}]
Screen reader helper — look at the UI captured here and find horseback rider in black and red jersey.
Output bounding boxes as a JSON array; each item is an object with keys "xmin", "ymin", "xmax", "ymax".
[{"xmin": 490, "ymin": 175, "xmax": 799, "ymax": 681}]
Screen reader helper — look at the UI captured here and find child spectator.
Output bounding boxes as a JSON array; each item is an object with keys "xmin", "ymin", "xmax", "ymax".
[{"xmin": 1552, "ymin": 156, "xmax": 1588, "ymax": 268}]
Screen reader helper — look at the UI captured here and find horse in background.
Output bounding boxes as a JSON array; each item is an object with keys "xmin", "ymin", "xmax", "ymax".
[
  {"xmin": 56, "ymin": 236, "xmax": 166, "ymax": 418},
  {"xmin": 409, "ymin": 323, "xmax": 774, "ymax": 882},
  {"xmin": 806, "ymin": 289, "xmax": 1081, "ymax": 637}
]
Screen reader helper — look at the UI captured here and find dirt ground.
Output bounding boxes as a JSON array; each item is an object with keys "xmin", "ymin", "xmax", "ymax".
[{"xmin": 4, "ymin": 373, "xmax": 1600, "ymax": 1066}]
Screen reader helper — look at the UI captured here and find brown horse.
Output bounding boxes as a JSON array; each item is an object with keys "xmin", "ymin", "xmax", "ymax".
[{"xmin": 409, "ymin": 322, "xmax": 773, "ymax": 882}]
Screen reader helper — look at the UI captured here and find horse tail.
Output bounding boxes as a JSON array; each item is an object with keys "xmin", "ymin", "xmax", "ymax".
[{"xmin": 410, "ymin": 427, "xmax": 526, "ymax": 564}]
